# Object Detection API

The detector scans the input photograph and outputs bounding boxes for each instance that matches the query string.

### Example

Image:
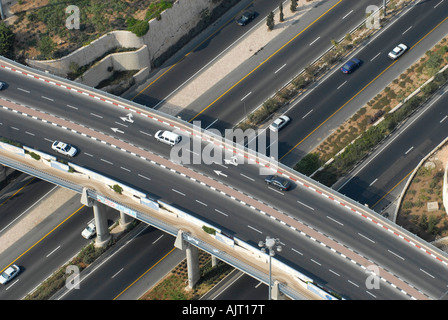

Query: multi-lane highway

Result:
[0,60,446,300]
[1,0,448,300]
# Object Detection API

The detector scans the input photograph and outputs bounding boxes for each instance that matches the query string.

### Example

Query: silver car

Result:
[388,44,407,60]
[0,265,20,284]
[51,141,78,157]
[269,115,290,132]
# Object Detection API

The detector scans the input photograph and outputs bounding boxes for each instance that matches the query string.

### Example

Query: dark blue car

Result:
[341,58,362,74]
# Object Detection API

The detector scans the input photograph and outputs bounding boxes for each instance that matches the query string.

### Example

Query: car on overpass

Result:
[51,141,78,157]
[265,175,291,191]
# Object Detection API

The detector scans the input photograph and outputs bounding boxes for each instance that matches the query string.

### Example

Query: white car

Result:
[388,44,407,60]
[269,115,290,132]
[82,222,96,239]
[0,265,20,284]
[51,141,77,157]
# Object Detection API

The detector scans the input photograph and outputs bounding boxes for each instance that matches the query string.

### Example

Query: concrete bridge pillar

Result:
[119,210,134,229]
[81,188,111,247]
[174,230,200,289]
[271,280,285,300]
[92,201,111,247]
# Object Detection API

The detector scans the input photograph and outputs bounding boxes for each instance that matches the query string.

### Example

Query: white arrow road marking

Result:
[214,170,228,177]
[120,113,134,123]
[111,128,124,134]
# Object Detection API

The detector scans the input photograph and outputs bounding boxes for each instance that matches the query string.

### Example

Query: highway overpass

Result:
[0,56,447,300]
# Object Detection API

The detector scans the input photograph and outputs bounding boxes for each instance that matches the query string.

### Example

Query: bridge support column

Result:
[119,211,134,230]
[211,256,220,267]
[174,230,200,289]
[81,188,110,248]
[92,201,111,247]
[271,281,284,300]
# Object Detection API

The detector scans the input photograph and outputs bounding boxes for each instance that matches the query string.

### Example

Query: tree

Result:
[0,22,14,57]
[266,11,275,30]
[279,2,284,22]
[290,0,298,12]
[38,36,56,59]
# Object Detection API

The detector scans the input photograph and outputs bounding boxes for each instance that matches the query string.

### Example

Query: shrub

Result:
[126,18,149,37]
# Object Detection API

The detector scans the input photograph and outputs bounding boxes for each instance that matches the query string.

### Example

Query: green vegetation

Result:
[266,11,274,31]
[11,0,175,59]
[0,22,14,58]
[112,184,123,194]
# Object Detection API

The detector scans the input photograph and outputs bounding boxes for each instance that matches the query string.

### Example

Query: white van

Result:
[155,130,182,146]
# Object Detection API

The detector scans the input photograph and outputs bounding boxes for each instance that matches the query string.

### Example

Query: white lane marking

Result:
[240,173,255,181]
[329,269,340,277]
[274,64,287,74]
[302,109,313,119]
[10,126,19,130]
[388,249,405,261]
[309,36,320,46]
[402,26,412,35]
[241,92,252,101]
[358,233,375,244]
[120,166,131,172]
[370,52,381,61]
[268,187,284,195]
[25,131,35,136]
[90,113,103,119]
[152,235,164,244]
[18,88,30,93]
[337,81,347,90]
[114,121,128,128]
[248,225,263,234]
[327,216,343,226]
[342,10,353,19]
[205,119,218,130]
[434,0,444,8]
[297,200,314,211]
[440,115,447,123]
[311,259,321,266]
[196,200,208,206]
[348,280,359,287]
[84,153,93,157]
[366,291,377,298]
[100,159,113,165]
[369,178,378,187]
[138,174,151,181]
[420,268,435,279]
[405,146,414,155]
[139,130,152,137]
[46,245,61,258]
[215,209,228,217]
[111,268,124,279]
[172,189,185,196]
[67,104,78,110]
[291,248,303,255]
[5,279,19,290]
[41,96,54,101]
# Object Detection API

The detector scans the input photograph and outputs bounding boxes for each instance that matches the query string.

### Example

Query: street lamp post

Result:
[259,236,282,300]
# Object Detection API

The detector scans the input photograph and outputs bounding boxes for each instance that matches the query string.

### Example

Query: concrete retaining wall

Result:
[26,0,223,79]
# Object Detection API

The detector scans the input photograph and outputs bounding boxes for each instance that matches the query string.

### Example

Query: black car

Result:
[341,58,361,74]
[236,11,255,26]
[265,175,291,191]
